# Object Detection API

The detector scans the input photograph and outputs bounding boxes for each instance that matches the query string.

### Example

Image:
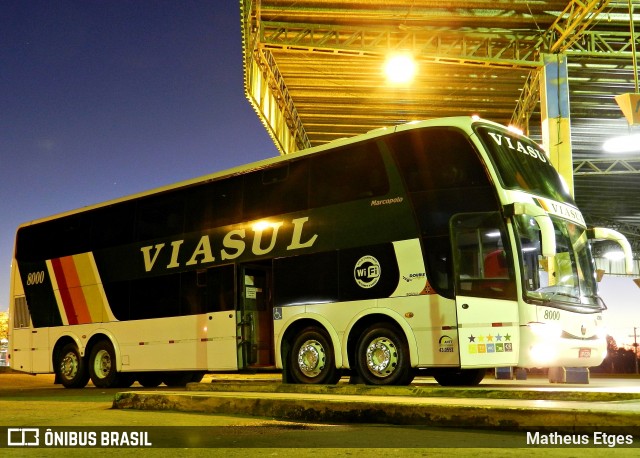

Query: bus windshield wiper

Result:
[547,291,580,302]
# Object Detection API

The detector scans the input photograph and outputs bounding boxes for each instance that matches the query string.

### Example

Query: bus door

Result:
[451,212,519,369]
[238,264,275,368]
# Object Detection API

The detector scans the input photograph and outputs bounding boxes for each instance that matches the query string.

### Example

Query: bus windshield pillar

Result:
[504,203,556,257]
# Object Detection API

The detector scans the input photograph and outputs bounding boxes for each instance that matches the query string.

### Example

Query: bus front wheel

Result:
[289,326,340,384]
[355,323,412,386]
[56,342,90,389]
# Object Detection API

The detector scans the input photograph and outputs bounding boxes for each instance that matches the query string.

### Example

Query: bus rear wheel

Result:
[88,340,121,388]
[433,368,486,386]
[289,326,340,384]
[137,373,163,387]
[355,323,412,386]
[56,342,90,388]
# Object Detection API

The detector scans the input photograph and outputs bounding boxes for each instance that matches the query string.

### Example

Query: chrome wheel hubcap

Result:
[365,337,398,378]
[61,352,79,380]
[297,340,326,378]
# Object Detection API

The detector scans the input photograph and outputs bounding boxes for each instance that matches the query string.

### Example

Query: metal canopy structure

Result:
[240,0,640,256]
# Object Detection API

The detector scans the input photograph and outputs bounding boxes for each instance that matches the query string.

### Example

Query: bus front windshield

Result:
[474,124,574,204]
[514,215,603,310]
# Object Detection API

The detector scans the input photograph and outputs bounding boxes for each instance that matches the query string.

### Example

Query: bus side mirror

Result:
[504,203,556,257]
[588,227,634,275]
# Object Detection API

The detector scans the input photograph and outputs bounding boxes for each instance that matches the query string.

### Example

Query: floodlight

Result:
[385,54,416,84]
[603,133,640,153]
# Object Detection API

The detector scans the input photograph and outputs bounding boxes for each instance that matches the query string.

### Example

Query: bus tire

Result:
[190,371,206,383]
[162,371,195,387]
[56,342,90,389]
[137,373,163,388]
[355,323,411,386]
[114,372,136,388]
[433,368,486,386]
[289,326,340,384]
[88,340,119,388]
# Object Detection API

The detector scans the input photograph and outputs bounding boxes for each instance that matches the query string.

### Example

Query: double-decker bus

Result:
[8,116,632,388]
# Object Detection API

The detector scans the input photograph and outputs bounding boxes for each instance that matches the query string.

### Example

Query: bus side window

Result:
[17,214,91,261]
[206,265,235,312]
[243,160,309,220]
[180,265,236,315]
[90,202,135,249]
[136,194,184,241]
[309,142,389,207]
[452,212,516,300]
[484,249,509,278]
[273,251,339,307]
[423,236,452,293]
[185,177,243,232]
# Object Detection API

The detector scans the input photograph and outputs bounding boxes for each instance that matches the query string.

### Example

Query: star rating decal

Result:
[466,332,514,354]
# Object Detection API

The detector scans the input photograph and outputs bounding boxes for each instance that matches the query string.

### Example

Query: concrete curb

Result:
[187,381,640,402]
[113,389,640,434]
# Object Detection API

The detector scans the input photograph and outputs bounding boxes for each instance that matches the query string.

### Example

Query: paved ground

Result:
[2,369,640,456]
[113,372,640,434]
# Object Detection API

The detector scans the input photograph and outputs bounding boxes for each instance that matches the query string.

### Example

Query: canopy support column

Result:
[540,53,574,197]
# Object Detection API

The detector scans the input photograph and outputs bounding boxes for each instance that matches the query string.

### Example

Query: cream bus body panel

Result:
[11,313,238,374]
[10,327,50,374]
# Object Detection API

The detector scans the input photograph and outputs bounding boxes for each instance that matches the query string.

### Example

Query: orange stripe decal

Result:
[50,258,77,325]
[57,256,92,324]
[72,253,107,322]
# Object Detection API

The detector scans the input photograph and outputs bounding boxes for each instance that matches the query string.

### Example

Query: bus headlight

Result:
[529,342,557,365]
[527,322,561,365]
[527,322,562,339]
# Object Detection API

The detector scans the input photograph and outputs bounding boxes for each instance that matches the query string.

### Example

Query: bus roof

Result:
[17,116,502,229]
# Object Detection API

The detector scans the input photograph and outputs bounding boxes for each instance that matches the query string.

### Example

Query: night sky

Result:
[1,1,277,311]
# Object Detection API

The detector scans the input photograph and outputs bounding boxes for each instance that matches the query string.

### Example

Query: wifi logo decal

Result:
[354,255,381,289]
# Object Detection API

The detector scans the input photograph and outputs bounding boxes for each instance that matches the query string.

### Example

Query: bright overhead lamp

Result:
[603,133,640,153]
[385,54,416,84]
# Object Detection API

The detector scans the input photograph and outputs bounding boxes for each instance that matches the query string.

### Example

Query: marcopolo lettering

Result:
[486,132,548,163]
[140,216,318,273]
[370,196,403,206]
